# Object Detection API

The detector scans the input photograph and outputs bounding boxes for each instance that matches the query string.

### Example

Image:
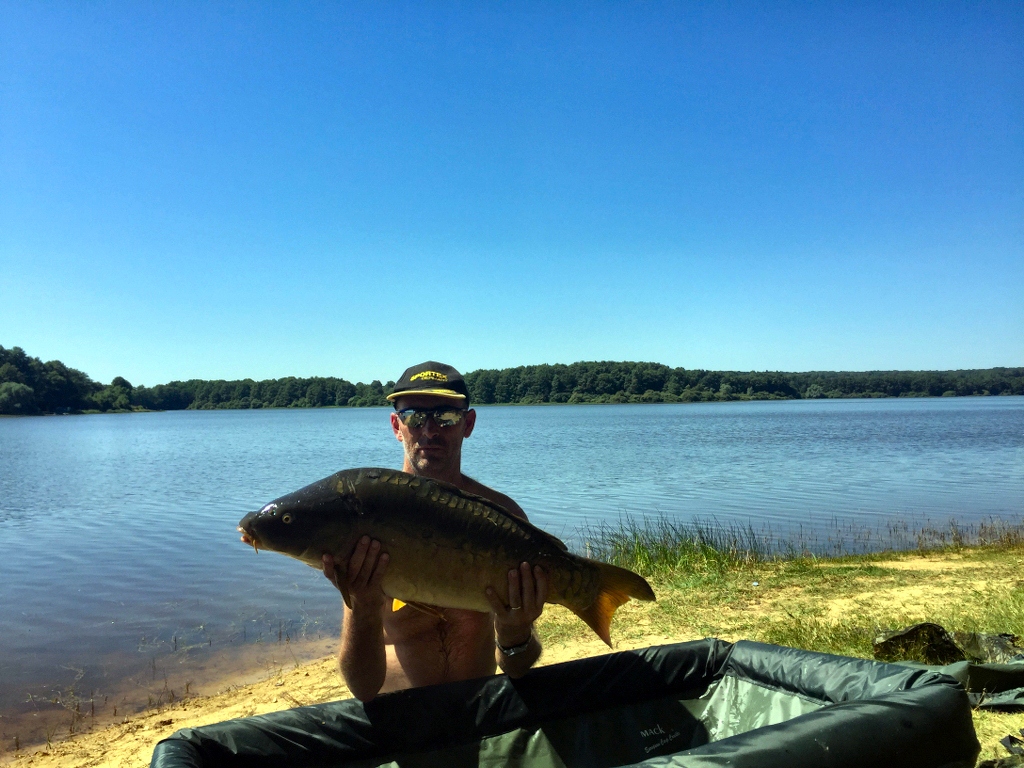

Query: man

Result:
[322,361,548,701]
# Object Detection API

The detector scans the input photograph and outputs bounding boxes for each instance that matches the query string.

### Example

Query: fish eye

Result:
[282,514,293,524]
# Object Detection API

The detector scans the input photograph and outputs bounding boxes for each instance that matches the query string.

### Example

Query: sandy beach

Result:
[2,633,677,768]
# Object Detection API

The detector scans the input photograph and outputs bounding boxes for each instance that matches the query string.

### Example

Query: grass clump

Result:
[756,612,876,659]
[580,518,773,579]
[579,515,1024,580]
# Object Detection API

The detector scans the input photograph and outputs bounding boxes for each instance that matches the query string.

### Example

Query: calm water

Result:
[1,398,1022,736]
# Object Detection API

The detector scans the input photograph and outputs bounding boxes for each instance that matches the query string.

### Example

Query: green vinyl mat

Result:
[151,639,981,768]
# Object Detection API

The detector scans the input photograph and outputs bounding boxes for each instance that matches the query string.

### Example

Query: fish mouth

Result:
[237,528,258,552]
[237,523,261,553]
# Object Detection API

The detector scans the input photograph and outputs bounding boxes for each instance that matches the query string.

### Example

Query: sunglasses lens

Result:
[397,408,464,428]
[405,411,428,428]
[434,409,462,427]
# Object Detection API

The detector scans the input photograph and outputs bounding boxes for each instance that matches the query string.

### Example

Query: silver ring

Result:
[510,606,522,611]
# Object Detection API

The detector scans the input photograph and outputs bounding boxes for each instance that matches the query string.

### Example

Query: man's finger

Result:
[534,565,549,608]
[369,552,389,586]
[356,540,381,584]
[518,562,535,613]
[507,567,522,610]
[348,536,370,580]
[484,586,507,614]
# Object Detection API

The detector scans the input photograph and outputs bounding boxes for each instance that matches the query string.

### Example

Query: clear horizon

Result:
[2,3,1021,387]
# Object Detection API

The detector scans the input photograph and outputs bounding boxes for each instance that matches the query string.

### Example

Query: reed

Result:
[577,515,1024,581]
[580,517,771,576]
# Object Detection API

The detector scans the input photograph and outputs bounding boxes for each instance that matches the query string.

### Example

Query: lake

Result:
[1,397,1022,745]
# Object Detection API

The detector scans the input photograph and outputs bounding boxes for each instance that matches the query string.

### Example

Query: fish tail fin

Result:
[569,561,656,647]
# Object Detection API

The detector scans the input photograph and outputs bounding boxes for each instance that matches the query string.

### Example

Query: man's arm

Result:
[323,537,390,701]
[486,561,548,678]
[466,476,546,677]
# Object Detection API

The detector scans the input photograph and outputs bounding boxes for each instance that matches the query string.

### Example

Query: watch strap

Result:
[496,633,532,657]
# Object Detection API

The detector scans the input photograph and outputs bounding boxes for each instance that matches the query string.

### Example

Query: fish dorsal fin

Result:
[427,475,569,552]
[519,519,569,551]
[549,532,569,551]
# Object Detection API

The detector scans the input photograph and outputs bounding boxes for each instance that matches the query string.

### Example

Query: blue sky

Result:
[1,2,1021,386]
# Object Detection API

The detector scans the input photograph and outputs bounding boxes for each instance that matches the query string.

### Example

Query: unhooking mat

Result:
[150,639,980,768]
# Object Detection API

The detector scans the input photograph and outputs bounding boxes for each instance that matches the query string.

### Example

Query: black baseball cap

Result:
[386,361,470,406]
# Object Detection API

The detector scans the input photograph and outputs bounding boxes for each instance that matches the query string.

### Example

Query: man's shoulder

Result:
[459,475,526,520]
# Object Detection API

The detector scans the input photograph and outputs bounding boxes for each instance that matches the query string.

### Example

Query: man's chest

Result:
[382,604,492,645]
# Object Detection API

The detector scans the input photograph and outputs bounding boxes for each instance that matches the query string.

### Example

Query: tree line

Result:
[0,345,393,414]
[1,345,1021,415]
[464,362,1024,404]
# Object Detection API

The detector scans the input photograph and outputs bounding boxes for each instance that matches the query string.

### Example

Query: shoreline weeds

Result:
[6,545,1024,767]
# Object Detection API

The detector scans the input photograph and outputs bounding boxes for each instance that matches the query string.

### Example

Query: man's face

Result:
[390,394,476,478]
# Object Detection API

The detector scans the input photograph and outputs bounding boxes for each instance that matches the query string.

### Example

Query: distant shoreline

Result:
[5,389,1022,418]
[2,344,1022,416]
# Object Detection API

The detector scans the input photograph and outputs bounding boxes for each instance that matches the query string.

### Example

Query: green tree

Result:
[91,383,132,411]
[0,382,37,414]
[0,362,26,384]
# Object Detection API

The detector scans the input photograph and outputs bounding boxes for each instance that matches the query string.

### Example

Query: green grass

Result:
[578,515,1024,581]
[579,517,773,577]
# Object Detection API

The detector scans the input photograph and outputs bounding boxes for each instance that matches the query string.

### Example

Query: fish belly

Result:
[378,536,512,612]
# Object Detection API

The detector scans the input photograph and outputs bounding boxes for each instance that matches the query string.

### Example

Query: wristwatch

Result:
[496,633,533,657]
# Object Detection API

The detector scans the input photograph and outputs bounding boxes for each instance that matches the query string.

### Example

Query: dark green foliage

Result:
[0,345,97,412]
[0,344,397,414]
[133,376,394,410]
[464,362,1024,405]
[2,343,1021,414]
[89,383,132,411]
[0,381,37,414]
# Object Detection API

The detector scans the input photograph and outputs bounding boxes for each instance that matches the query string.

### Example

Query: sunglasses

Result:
[394,406,467,429]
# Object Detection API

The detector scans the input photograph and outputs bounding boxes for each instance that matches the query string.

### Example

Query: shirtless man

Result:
[322,361,547,702]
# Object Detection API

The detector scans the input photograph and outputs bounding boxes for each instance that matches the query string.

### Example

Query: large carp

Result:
[238,467,655,646]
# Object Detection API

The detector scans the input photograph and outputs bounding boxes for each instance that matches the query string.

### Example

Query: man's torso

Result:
[379,604,495,692]
[375,472,526,692]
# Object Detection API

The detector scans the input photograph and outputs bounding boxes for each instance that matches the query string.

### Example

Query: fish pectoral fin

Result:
[395,600,447,620]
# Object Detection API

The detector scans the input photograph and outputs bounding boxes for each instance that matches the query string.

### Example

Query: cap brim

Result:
[386,388,468,403]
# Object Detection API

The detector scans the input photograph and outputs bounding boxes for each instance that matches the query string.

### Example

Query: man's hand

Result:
[486,562,548,650]
[323,536,390,612]
[326,536,390,702]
